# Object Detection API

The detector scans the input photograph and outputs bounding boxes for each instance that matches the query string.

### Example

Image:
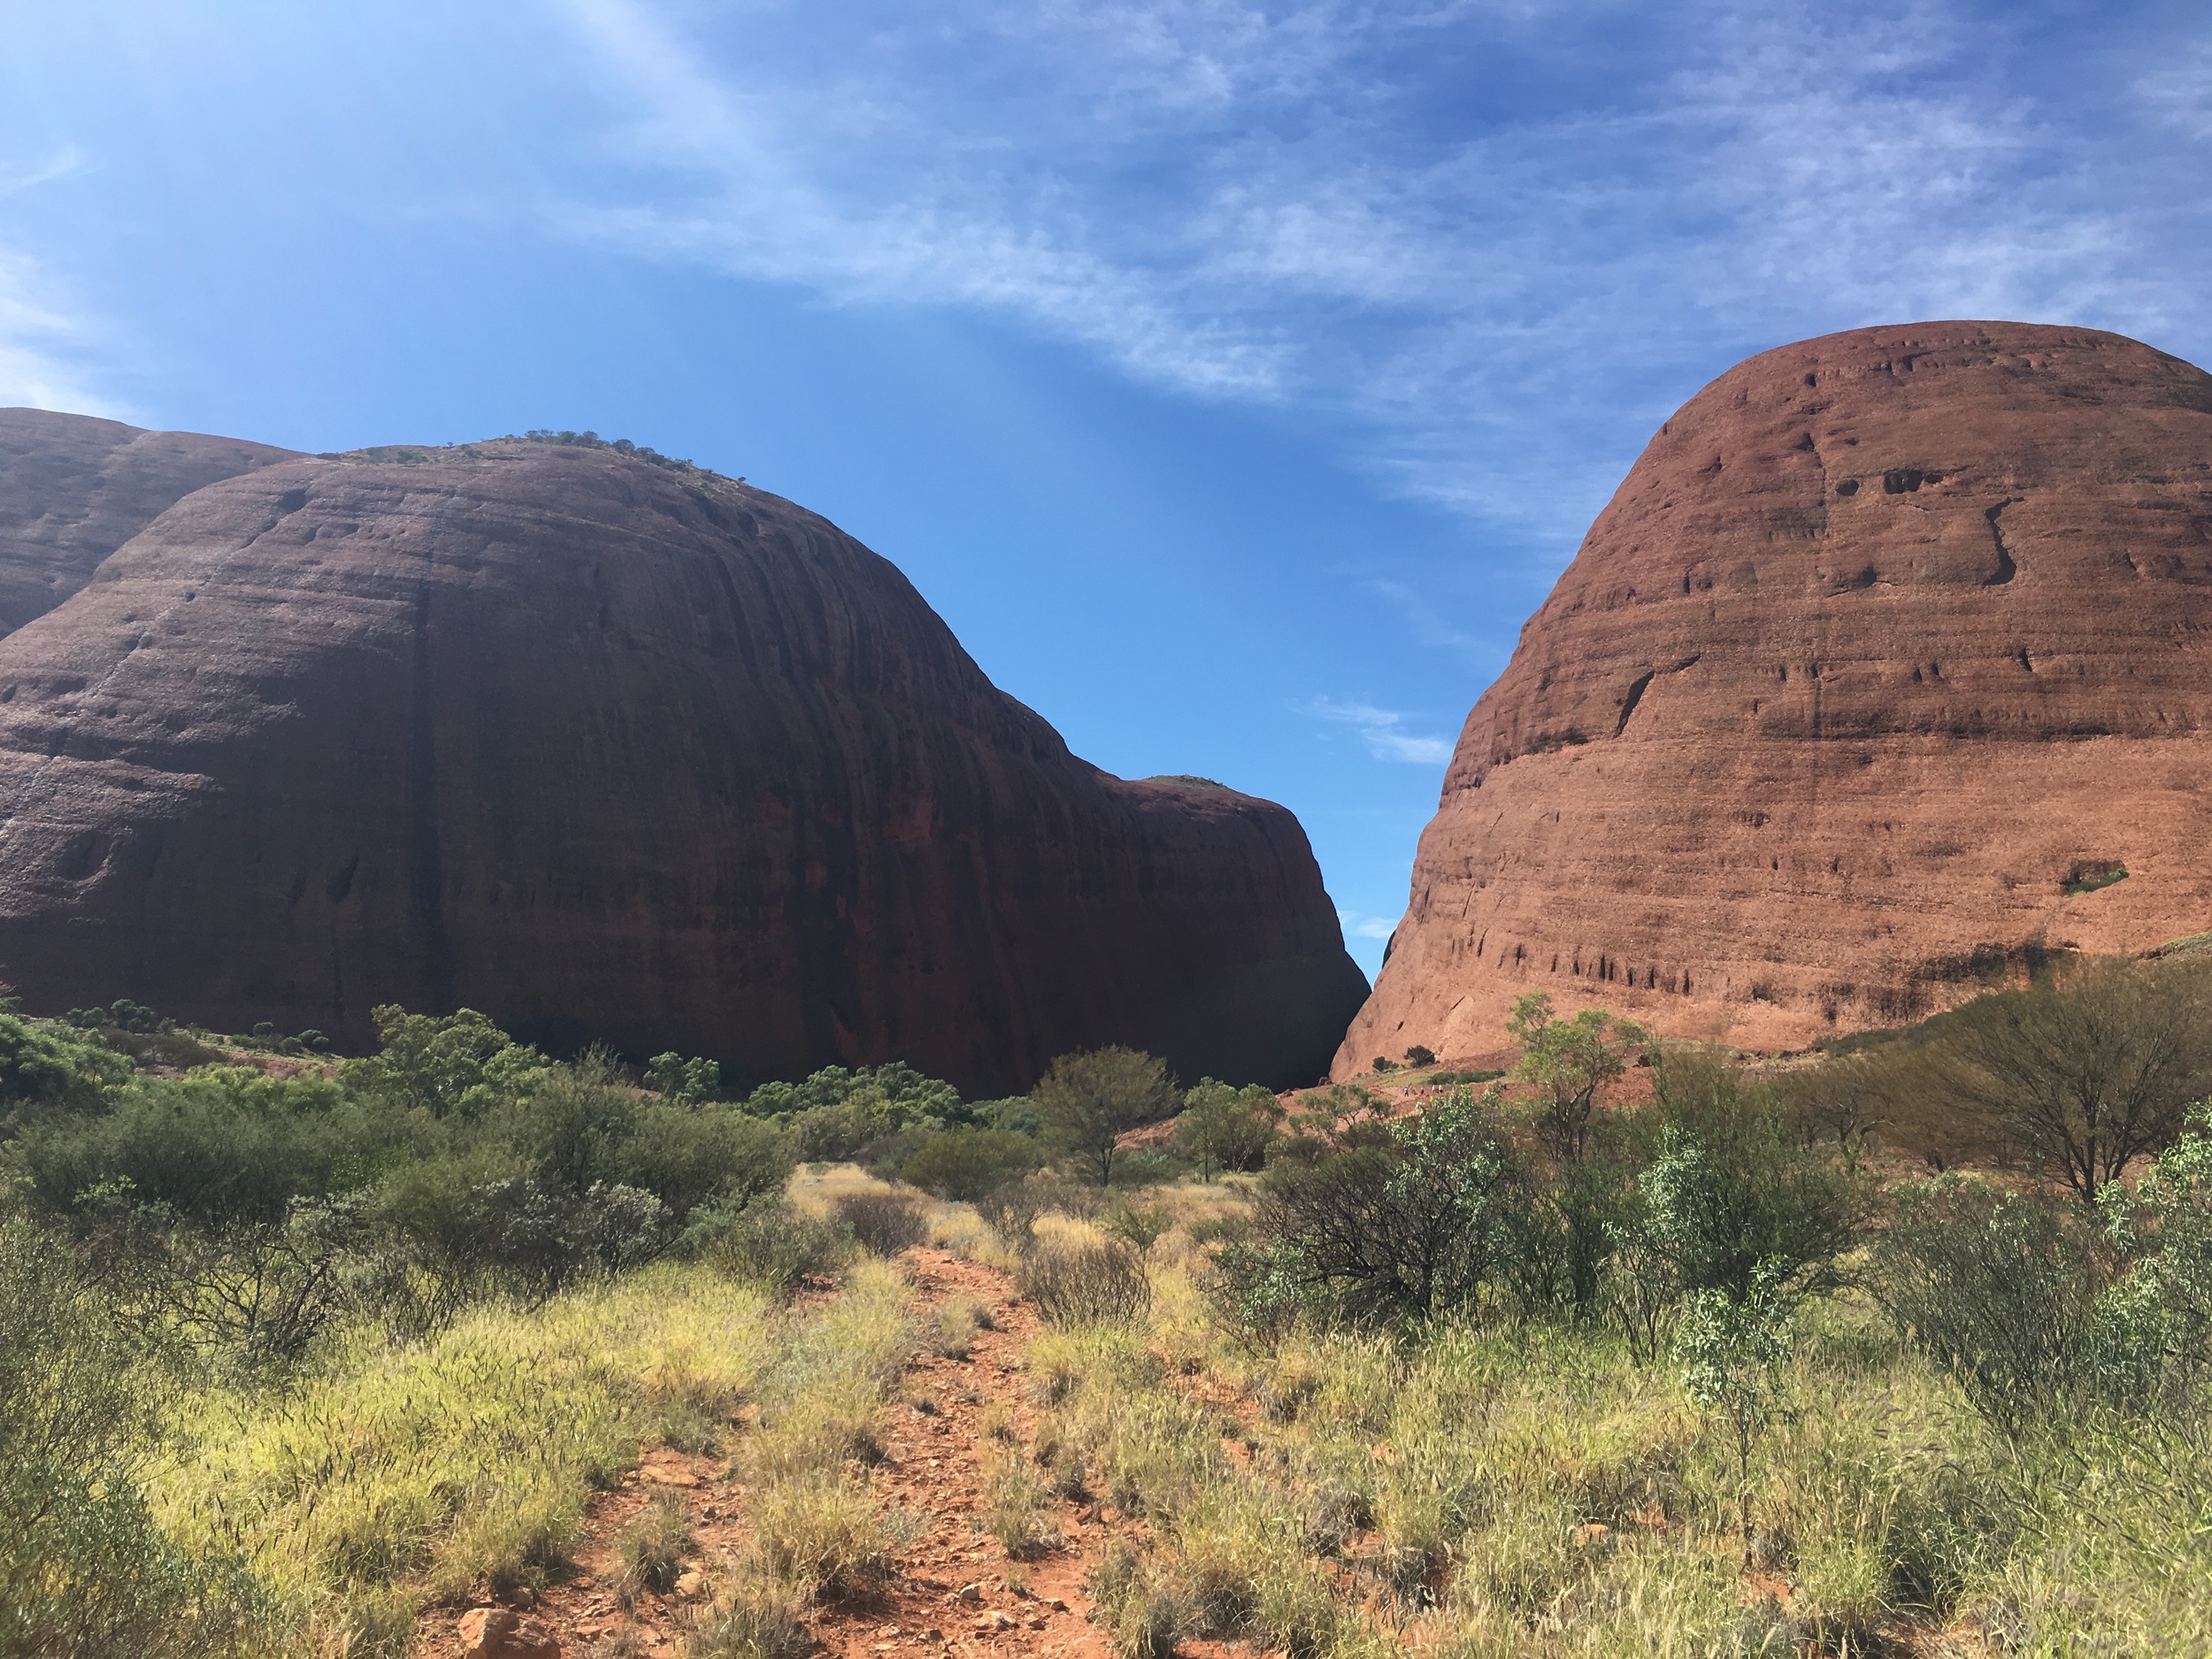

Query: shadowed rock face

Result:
[1338,322,2212,1074]
[0,426,1365,1093]
[0,409,298,636]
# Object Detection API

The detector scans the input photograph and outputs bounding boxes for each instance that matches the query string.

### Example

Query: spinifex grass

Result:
[150,1263,784,1654]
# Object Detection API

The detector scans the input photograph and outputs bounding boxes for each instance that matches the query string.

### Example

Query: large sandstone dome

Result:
[1338,321,2212,1074]
[0,418,1366,1093]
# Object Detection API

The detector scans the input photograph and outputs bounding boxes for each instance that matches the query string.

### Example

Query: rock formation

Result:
[0,409,297,636]
[0,420,1365,1094]
[1338,322,2212,1073]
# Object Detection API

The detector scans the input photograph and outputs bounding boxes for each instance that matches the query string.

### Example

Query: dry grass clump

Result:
[982,1440,1064,1558]
[615,1491,693,1606]
[683,1556,812,1659]
[1018,1238,1150,1329]
[933,1294,992,1358]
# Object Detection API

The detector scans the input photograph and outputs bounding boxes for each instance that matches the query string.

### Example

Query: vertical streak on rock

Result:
[410,578,456,1012]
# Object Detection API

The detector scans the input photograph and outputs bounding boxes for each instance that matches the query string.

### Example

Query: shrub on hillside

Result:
[1173,1079,1279,1180]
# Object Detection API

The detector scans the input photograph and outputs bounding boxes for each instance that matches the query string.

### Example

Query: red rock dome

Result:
[0,424,1365,1093]
[1337,321,2212,1074]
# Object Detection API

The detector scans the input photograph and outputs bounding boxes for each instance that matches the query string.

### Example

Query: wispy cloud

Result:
[0,246,114,416]
[1338,908,1402,941]
[1299,696,1453,765]
[547,0,2212,554]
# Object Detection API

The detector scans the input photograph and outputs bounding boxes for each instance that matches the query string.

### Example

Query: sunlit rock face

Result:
[0,426,1365,1092]
[1337,322,2212,1074]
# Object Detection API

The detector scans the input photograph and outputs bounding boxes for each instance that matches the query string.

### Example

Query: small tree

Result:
[1404,1044,1438,1069]
[1032,1048,1179,1187]
[1173,1079,1279,1180]
[645,1051,720,1103]
[1508,993,1647,1162]
[1925,958,2212,1203]
[1674,1263,1793,1568]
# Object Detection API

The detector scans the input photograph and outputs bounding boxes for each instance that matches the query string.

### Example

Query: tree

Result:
[1674,1264,1793,1567]
[1508,993,1647,1161]
[645,1051,720,1103]
[1926,957,2212,1202]
[1032,1048,1179,1187]
[338,1005,546,1119]
[1173,1079,1279,1180]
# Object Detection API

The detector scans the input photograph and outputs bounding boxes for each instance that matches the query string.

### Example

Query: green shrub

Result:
[1173,1080,1279,1180]
[1219,1089,1527,1332]
[0,1217,267,1657]
[1033,1048,1180,1187]
[686,1196,852,1294]
[1872,1175,2112,1439]
[893,1126,1042,1201]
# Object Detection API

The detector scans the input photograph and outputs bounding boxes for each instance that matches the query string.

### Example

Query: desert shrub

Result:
[0,1011,121,1113]
[895,1126,1041,1202]
[0,1217,267,1658]
[1871,1175,2114,1438]
[833,1190,927,1256]
[503,1050,793,1222]
[16,1064,373,1226]
[1033,1047,1181,1186]
[2099,1107,2212,1404]
[1636,1055,1863,1302]
[933,1295,989,1359]
[1217,1089,1527,1333]
[1021,1238,1152,1327]
[974,1171,1092,1249]
[1102,1197,1172,1251]
[685,1195,852,1294]
[1174,1080,1280,1180]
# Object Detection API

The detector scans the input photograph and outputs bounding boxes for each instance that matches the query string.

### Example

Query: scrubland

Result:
[9,960,2212,1656]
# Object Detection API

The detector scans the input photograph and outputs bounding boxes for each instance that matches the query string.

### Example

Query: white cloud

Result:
[1299,696,1453,764]
[543,0,2212,557]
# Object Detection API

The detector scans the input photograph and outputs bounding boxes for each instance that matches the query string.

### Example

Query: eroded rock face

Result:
[0,409,296,635]
[0,435,1364,1093]
[1338,321,2212,1073]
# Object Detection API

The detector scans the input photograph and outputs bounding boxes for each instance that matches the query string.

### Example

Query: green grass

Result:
[1031,1246,2212,1658]
[149,1263,787,1654]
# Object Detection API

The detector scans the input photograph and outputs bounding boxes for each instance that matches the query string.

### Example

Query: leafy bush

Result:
[832,1191,927,1256]
[887,1125,1041,1201]
[0,1218,267,1657]
[1871,1175,2113,1439]
[686,1195,852,1294]
[1173,1080,1279,1180]
[1020,1239,1152,1327]
[1218,1090,1527,1333]
[1508,992,1647,1162]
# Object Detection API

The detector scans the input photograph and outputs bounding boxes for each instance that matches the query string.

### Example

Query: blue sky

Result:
[1,2,2208,976]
